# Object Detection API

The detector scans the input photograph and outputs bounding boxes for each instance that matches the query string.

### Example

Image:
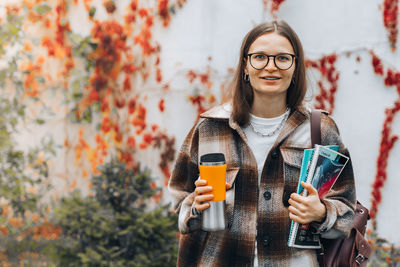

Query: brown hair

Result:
[231,20,307,126]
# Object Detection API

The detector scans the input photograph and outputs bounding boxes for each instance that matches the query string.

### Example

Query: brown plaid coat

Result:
[168,103,356,267]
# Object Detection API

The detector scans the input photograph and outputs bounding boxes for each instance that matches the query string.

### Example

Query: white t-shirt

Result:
[243,109,315,266]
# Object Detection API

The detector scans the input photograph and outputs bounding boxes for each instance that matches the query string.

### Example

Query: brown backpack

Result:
[311,110,372,267]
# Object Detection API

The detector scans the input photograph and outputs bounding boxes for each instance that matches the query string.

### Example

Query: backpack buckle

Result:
[355,254,365,265]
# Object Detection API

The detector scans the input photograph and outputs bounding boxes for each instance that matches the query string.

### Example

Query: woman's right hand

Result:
[194,179,231,212]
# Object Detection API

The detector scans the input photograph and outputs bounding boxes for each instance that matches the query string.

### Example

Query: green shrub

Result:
[51,160,178,267]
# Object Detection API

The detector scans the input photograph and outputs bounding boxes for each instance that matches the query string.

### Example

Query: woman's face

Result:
[244,32,295,100]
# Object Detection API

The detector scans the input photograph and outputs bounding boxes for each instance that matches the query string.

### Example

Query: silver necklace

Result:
[249,108,290,137]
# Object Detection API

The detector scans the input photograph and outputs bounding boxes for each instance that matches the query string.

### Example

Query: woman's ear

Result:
[243,57,249,74]
[243,63,249,75]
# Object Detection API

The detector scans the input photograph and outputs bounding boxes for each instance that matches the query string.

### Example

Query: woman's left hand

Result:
[288,182,326,224]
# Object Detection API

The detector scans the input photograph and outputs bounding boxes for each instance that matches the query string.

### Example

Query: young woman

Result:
[168,20,356,267]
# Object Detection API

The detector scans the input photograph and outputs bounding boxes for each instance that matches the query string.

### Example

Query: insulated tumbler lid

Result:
[200,153,225,165]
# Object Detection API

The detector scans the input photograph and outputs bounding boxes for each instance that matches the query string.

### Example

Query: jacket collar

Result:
[273,106,308,149]
[200,102,232,120]
[200,102,243,141]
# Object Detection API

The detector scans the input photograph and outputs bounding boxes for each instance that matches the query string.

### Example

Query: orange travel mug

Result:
[199,153,227,231]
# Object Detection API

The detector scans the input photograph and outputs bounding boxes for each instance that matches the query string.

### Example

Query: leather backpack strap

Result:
[311,110,322,147]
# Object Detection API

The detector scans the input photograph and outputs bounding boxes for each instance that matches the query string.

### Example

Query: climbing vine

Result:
[263,0,286,18]
[382,0,399,51]
[0,0,188,263]
[306,54,340,114]
[369,51,400,226]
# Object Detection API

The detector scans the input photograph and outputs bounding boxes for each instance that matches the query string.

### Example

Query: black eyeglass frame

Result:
[247,53,296,70]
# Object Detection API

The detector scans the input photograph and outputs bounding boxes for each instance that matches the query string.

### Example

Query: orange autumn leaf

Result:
[156,67,162,82]
[0,226,8,236]
[37,55,45,64]
[146,16,154,27]
[127,136,136,149]
[75,148,83,163]
[1,205,10,217]
[88,89,100,104]
[133,26,154,55]
[115,97,126,108]
[103,0,116,13]
[129,0,138,11]
[9,217,25,228]
[31,213,40,223]
[132,118,146,131]
[79,137,90,149]
[101,98,110,113]
[139,143,148,150]
[92,166,101,175]
[158,98,165,112]
[114,132,123,143]
[199,73,209,84]
[82,168,89,178]
[83,0,93,11]
[24,41,32,51]
[31,222,62,240]
[22,0,35,10]
[209,94,216,103]
[128,98,136,114]
[41,36,55,57]
[54,44,66,58]
[101,117,112,133]
[125,13,136,24]
[24,73,40,97]
[152,191,162,204]
[137,104,147,120]
[123,63,136,74]
[120,152,134,166]
[44,18,52,28]
[138,8,148,18]
[186,70,196,82]
[70,179,77,190]
[86,148,96,163]
[5,4,21,15]
[158,0,170,27]
[95,133,108,156]
[143,133,153,145]
[151,124,159,132]
[123,75,132,91]
[33,234,41,242]
[162,166,171,180]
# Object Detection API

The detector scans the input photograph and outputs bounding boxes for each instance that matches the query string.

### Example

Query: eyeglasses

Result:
[247,53,296,70]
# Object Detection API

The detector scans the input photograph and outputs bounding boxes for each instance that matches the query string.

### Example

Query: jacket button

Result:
[263,191,271,200]
[283,191,290,207]
[262,235,270,247]
[271,150,278,159]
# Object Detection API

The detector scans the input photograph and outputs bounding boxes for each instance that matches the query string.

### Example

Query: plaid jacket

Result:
[168,103,356,267]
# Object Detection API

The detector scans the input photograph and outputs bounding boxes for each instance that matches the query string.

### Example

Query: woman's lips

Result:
[260,76,281,80]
